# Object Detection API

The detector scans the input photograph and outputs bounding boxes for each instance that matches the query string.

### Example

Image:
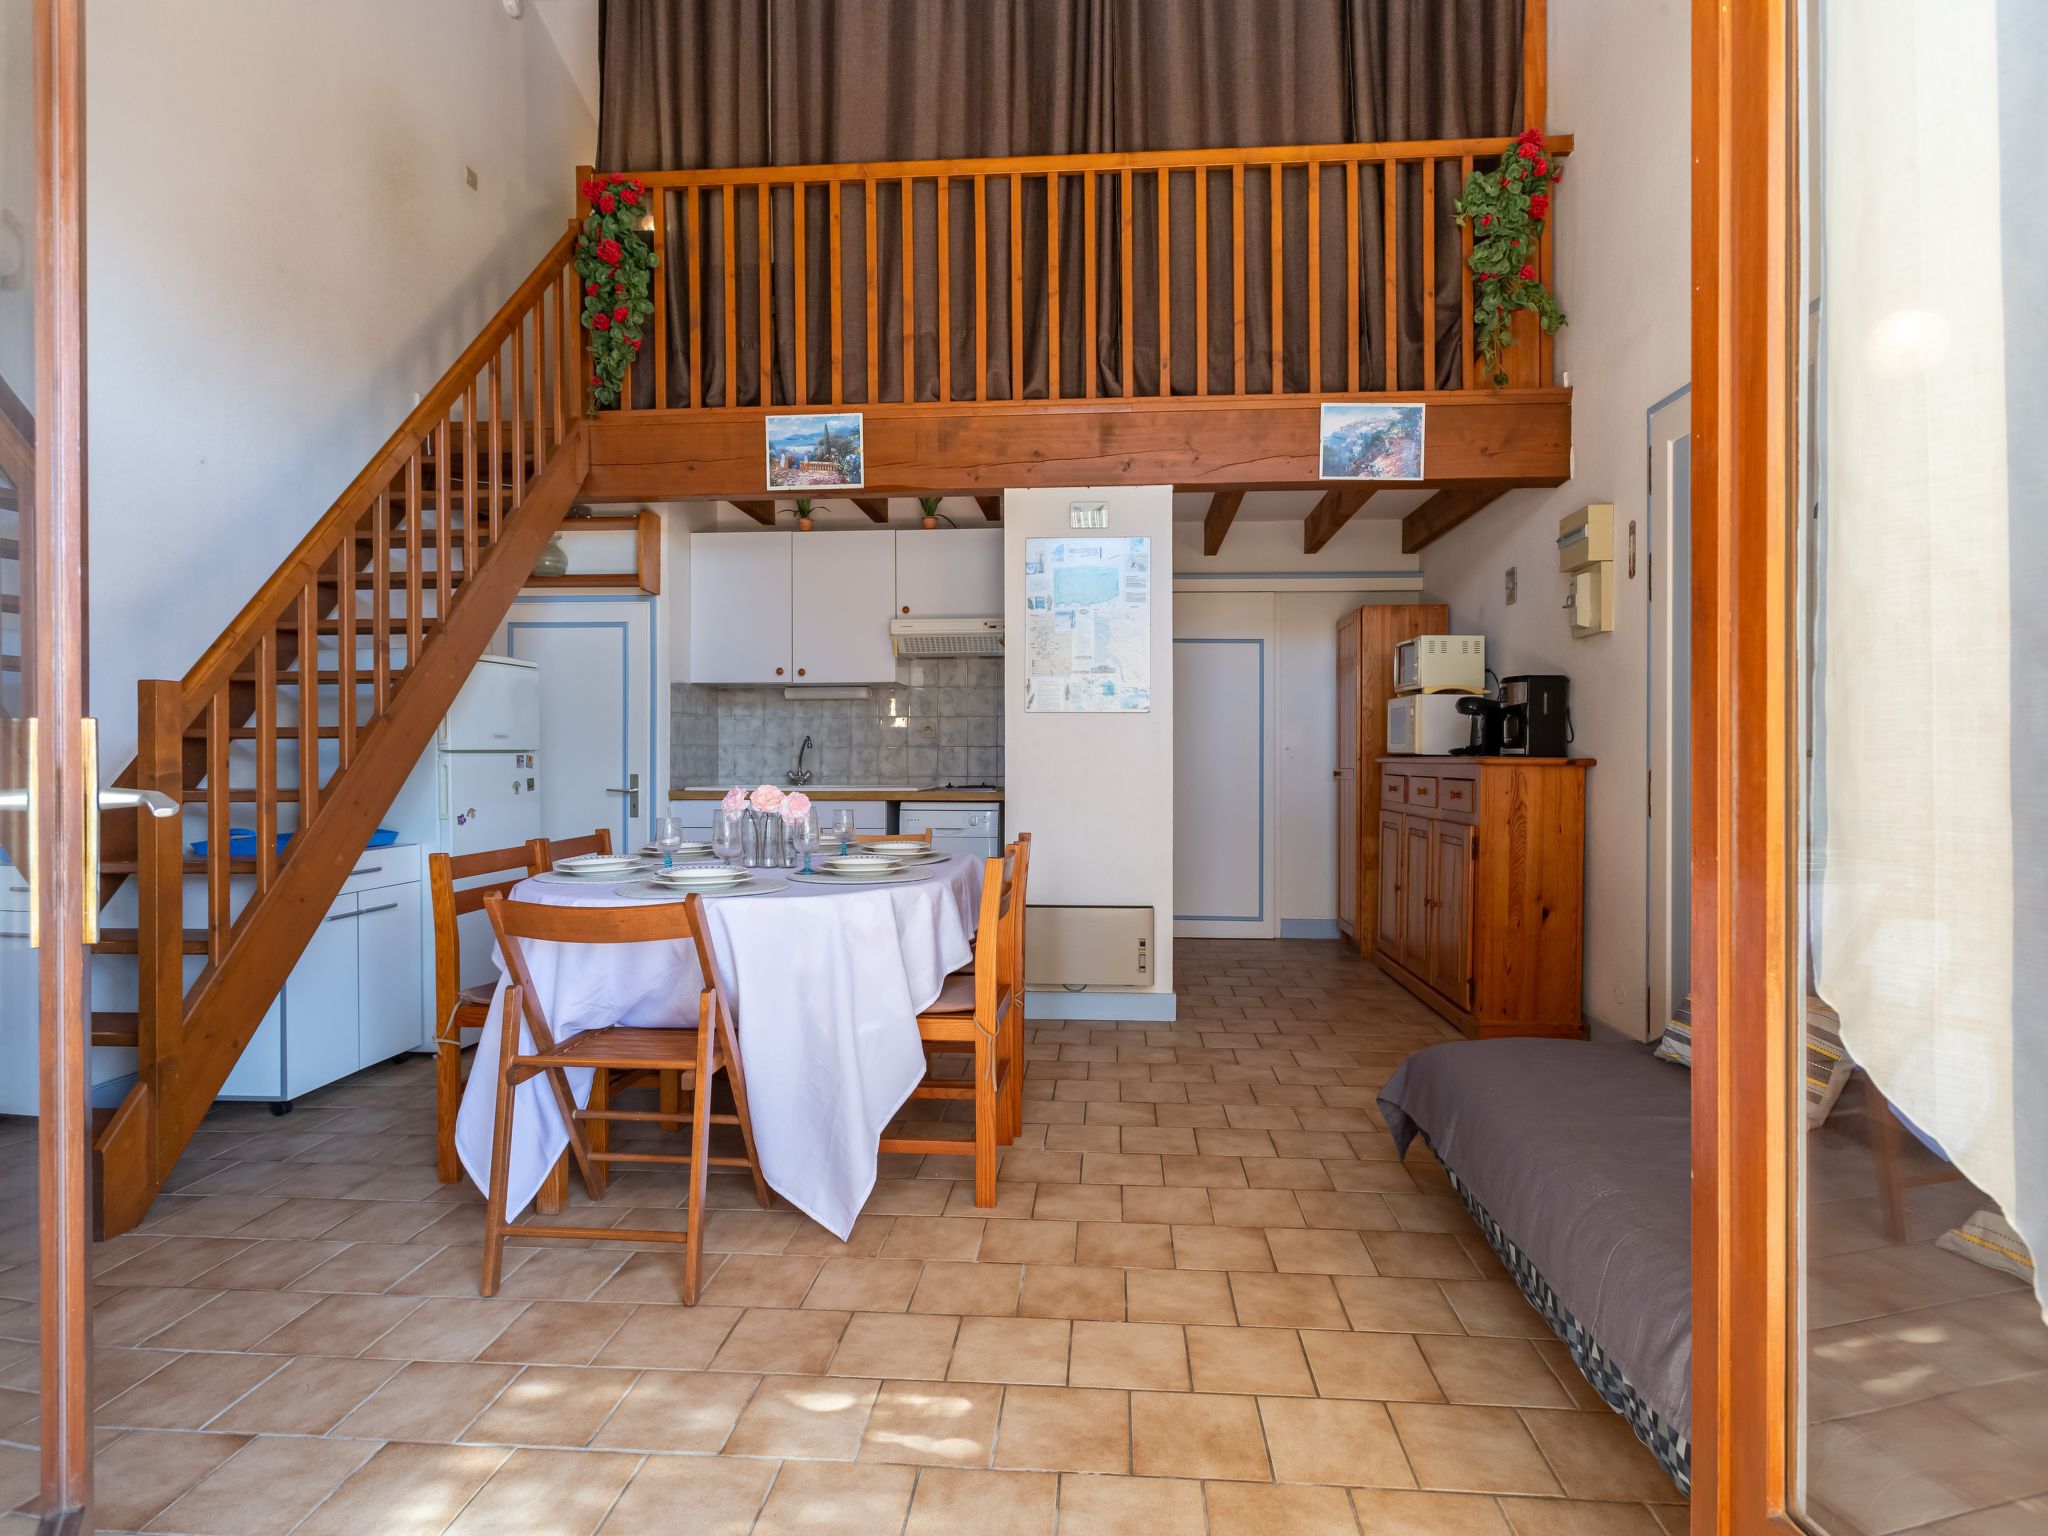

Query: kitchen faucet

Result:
[787,734,815,785]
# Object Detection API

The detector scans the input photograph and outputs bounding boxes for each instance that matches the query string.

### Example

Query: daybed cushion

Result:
[1379,1038,1692,1438]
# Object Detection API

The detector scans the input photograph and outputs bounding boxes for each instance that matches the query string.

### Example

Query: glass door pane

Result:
[1796,3,2048,1530]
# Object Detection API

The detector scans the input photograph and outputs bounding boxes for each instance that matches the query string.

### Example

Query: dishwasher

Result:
[899,802,1002,860]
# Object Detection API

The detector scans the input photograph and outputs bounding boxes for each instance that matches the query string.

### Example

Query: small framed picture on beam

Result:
[1319,402,1425,480]
[766,412,865,490]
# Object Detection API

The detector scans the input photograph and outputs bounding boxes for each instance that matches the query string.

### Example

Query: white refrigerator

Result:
[434,655,543,992]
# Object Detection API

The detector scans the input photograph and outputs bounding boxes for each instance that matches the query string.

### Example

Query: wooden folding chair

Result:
[480,892,769,1304]
[427,841,547,1182]
[879,847,1019,1206]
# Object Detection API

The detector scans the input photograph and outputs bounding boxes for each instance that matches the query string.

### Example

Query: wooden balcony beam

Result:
[1202,490,1246,556]
[851,498,891,524]
[1304,487,1375,554]
[584,392,1571,501]
[1401,487,1508,554]
[975,495,1002,522]
[728,499,777,526]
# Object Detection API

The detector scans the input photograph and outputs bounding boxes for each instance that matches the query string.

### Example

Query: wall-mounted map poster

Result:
[1023,536,1152,712]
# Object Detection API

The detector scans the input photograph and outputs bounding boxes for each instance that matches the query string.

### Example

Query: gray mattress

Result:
[1379,1038,1692,1437]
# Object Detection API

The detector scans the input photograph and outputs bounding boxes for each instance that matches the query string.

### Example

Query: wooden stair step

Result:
[91,1012,140,1047]
[93,928,208,955]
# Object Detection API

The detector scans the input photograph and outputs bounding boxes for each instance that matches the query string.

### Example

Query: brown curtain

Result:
[596,0,1522,406]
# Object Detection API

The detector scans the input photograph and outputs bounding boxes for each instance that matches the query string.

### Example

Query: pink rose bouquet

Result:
[780,790,813,824]
[720,786,747,817]
[749,783,786,816]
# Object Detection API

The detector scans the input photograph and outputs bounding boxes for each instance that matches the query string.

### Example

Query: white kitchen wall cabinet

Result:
[690,531,794,683]
[217,845,426,1107]
[689,530,899,684]
[791,530,897,682]
[894,528,1003,617]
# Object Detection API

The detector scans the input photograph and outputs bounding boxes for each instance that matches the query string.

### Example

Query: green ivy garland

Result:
[1453,129,1566,388]
[575,173,659,410]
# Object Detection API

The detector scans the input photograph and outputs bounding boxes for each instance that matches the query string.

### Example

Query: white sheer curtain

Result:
[1816,0,2044,1317]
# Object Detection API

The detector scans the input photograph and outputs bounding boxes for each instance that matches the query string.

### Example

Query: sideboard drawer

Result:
[1441,777,1475,815]
[1381,773,1407,806]
[1406,775,1439,809]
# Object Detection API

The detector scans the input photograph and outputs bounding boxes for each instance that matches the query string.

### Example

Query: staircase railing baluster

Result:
[255,631,276,890]
[434,415,453,620]
[405,450,423,671]
[205,691,229,959]
[338,511,358,771]
[297,574,320,826]
[373,490,392,715]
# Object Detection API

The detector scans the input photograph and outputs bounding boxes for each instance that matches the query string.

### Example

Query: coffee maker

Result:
[1450,695,1504,756]
[1499,675,1571,757]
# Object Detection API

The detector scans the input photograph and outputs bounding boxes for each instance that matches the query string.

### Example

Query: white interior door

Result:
[1172,592,1278,939]
[502,595,663,853]
[1648,390,1693,1040]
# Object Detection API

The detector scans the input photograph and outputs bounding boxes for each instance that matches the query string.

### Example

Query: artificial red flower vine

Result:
[575,175,658,409]
[1454,129,1566,388]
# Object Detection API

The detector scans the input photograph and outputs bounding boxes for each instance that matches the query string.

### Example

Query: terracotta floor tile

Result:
[93,1430,253,1532]
[289,1241,439,1293]
[1069,1320,1191,1390]
[1419,1335,1575,1408]
[1258,1394,1415,1487]
[723,1372,881,1459]
[1130,1389,1271,1480]
[978,1219,1081,1265]
[1497,1498,1672,1535]
[1126,1267,1238,1325]
[1082,1152,1164,1187]
[478,1298,635,1365]
[829,1311,960,1380]
[1172,1225,1274,1272]
[185,1237,353,1291]
[1334,1276,1467,1335]
[91,1286,222,1347]
[881,1216,987,1261]
[591,1302,740,1369]
[751,1459,917,1534]
[1054,1472,1206,1533]
[799,1255,924,1312]
[1228,1271,1351,1331]
[859,1377,1003,1466]
[709,1307,851,1374]
[98,1351,287,1430]
[1019,1264,1127,1321]
[143,1435,376,1536]
[140,1289,320,1352]
[250,1292,425,1357]
[943,1180,1041,1220]
[1438,1280,1551,1339]
[461,1364,638,1448]
[589,1367,760,1453]
[585,1249,699,1304]
[206,1354,400,1435]
[1365,1231,1484,1281]
[1348,1488,1513,1534]
[992,1385,1131,1473]
[1032,1184,1126,1223]
[695,1252,824,1308]
[595,1453,777,1535]
[1074,1222,1174,1270]
[293,1442,511,1536]
[700,1208,802,1254]
[1203,1480,1362,1535]
[786,1211,896,1256]
[1521,1407,1686,1502]
[331,1360,522,1442]
[1266,1227,1377,1276]
[359,1294,534,1362]
[1118,1186,1213,1226]
[441,1446,640,1536]
[948,1315,1071,1385]
[911,1259,1022,1316]
[1244,1157,1334,1191]
[1302,1328,1444,1402]
[1388,1401,1563,1496]
[905,1467,1058,1535]
[1207,1189,1306,1229]
[1297,1191,1400,1231]
[1186,1324,1315,1396]
[1120,1126,1200,1157]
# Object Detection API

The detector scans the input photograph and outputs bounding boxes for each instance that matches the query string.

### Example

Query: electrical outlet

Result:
[1505,566,1518,605]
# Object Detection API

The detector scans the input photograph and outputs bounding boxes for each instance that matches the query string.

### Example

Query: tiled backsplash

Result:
[671,657,1004,790]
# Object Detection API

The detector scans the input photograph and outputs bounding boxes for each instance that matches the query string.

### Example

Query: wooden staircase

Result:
[90,227,594,1237]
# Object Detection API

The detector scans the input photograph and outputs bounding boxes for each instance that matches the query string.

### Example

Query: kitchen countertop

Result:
[670,786,1005,803]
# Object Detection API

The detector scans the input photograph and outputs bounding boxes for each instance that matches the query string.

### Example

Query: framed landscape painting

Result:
[765,412,865,490]
[1319,402,1425,480]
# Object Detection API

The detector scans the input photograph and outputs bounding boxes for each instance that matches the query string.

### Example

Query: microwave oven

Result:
[1393,634,1486,695]
[1387,694,1472,756]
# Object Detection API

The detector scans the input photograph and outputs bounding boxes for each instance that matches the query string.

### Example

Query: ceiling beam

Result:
[728,499,777,526]
[1202,490,1246,557]
[975,495,1002,521]
[851,498,890,524]
[1401,487,1507,554]
[1303,487,1375,554]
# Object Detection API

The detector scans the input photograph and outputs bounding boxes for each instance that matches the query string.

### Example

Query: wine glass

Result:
[792,807,821,874]
[713,808,746,869]
[830,808,856,856]
[652,815,685,869]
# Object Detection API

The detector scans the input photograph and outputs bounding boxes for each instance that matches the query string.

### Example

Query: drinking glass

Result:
[713,809,746,868]
[792,807,821,874]
[830,808,856,855]
[652,815,686,869]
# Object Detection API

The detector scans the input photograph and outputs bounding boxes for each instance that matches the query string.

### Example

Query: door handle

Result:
[605,773,641,818]
[326,902,398,922]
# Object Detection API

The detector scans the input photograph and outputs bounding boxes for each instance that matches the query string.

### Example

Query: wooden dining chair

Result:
[928,832,1031,1144]
[533,826,614,863]
[479,892,770,1304]
[427,841,548,1182]
[879,846,1019,1206]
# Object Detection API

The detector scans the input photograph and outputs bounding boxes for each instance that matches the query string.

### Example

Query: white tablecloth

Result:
[453,855,983,1239]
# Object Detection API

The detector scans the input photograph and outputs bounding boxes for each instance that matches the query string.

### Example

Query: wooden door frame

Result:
[31,0,96,1530]
[1688,0,1803,1528]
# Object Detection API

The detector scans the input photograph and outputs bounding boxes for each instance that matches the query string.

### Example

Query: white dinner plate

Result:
[553,855,644,876]
[614,875,785,900]
[819,854,896,873]
[863,840,928,856]
[879,849,949,865]
[642,842,713,858]
[652,867,748,887]
[787,867,933,886]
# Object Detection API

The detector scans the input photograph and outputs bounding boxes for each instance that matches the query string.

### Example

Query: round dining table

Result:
[452,852,986,1239]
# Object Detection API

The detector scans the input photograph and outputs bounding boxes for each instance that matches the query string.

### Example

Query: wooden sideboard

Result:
[1374,756,1593,1039]
[1335,603,1447,949]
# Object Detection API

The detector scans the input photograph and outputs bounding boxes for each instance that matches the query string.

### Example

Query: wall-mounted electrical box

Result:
[1027,905,1154,987]
[1557,502,1615,637]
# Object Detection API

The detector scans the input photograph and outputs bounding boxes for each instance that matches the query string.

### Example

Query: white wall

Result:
[1005,487,1175,1013]
[84,1,596,770]
[1418,0,1689,1037]
[0,3,31,403]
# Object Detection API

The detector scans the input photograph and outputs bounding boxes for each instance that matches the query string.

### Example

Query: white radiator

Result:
[1026,905,1154,987]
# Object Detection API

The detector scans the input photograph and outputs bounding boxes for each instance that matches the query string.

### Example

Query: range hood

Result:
[891,617,1004,657]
